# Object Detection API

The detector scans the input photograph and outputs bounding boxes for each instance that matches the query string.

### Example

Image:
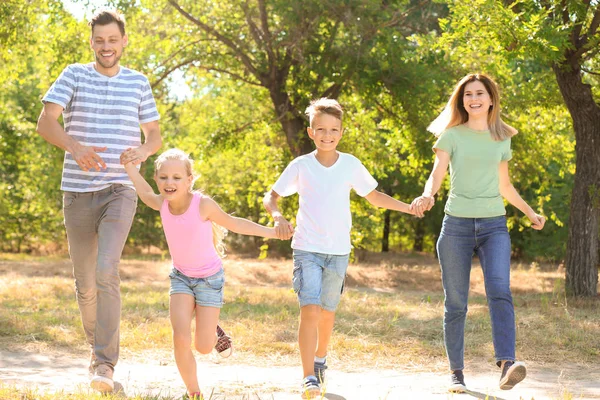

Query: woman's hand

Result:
[528,213,546,230]
[410,195,435,218]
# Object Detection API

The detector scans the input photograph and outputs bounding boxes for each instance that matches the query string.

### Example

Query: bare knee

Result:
[194,336,215,354]
[300,305,322,325]
[172,331,192,351]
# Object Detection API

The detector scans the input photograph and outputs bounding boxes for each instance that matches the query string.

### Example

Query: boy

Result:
[263,98,414,398]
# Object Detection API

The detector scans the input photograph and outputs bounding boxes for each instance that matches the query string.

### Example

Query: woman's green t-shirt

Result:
[433,125,512,218]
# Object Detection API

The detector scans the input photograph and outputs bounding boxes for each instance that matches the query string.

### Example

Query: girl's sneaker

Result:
[215,324,233,358]
[448,369,467,393]
[499,361,526,390]
[314,358,328,384]
[301,375,321,399]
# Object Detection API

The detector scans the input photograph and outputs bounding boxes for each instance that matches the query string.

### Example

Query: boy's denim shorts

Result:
[169,267,225,308]
[292,249,350,312]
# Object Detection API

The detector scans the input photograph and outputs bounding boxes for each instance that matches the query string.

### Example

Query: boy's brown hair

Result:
[89,10,126,37]
[305,98,343,127]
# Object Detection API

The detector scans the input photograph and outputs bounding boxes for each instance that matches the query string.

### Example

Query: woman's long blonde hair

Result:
[427,73,517,141]
[154,149,227,257]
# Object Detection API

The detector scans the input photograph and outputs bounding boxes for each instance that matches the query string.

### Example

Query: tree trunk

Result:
[269,89,313,156]
[553,64,600,297]
[413,219,425,252]
[382,209,390,252]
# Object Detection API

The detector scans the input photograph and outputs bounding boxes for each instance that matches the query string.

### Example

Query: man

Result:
[36,10,161,393]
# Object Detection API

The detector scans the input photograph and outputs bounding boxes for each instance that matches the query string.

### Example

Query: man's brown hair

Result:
[89,10,126,37]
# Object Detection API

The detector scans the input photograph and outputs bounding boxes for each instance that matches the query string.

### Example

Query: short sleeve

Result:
[139,78,160,123]
[433,130,454,156]
[351,159,378,197]
[42,65,76,109]
[501,138,512,161]
[271,160,300,197]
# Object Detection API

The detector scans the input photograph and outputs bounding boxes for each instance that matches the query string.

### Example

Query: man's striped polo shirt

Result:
[42,62,160,192]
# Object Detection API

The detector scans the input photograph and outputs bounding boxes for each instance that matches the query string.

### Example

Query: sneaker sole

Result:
[448,383,467,393]
[301,387,322,399]
[90,376,114,393]
[500,364,527,390]
[217,347,233,358]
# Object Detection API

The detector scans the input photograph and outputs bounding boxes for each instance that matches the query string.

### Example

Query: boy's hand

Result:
[274,215,294,240]
[527,213,546,230]
[410,195,434,218]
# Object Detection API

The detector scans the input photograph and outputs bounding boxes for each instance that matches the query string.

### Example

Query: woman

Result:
[411,73,545,393]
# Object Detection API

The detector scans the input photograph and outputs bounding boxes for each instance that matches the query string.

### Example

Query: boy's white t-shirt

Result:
[272,151,378,255]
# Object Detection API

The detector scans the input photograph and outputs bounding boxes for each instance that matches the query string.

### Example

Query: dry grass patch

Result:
[1,252,599,373]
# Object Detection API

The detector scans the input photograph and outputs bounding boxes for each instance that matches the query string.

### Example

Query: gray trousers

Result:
[63,184,137,369]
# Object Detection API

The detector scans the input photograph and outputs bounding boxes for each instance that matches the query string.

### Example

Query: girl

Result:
[410,74,545,393]
[121,148,280,399]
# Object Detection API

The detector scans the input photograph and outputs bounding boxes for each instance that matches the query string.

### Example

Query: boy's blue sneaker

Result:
[314,358,328,384]
[301,375,321,399]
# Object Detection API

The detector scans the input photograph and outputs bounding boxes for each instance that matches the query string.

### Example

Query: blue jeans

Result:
[292,250,349,312]
[437,215,515,371]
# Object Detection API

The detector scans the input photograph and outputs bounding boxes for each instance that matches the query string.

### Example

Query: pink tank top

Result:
[160,192,223,278]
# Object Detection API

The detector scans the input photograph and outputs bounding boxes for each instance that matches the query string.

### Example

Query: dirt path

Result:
[1,349,599,399]
[2,255,599,399]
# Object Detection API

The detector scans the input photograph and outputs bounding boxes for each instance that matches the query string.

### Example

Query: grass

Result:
[0,252,598,399]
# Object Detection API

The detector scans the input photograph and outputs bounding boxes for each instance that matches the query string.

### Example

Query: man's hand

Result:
[71,143,107,171]
[274,215,294,240]
[120,147,150,166]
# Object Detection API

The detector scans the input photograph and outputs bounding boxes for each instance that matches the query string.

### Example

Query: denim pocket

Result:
[205,270,225,290]
[112,184,137,204]
[63,192,77,209]
[292,262,303,294]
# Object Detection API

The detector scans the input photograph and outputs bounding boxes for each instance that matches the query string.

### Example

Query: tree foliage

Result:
[0,0,591,292]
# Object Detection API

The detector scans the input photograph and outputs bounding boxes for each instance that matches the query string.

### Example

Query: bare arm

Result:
[201,197,277,238]
[364,190,415,215]
[499,161,545,230]
[120,120,162,165]
[410,149,450,217]
[262,189,294,240]
[123,162,163,210]
[36,102,107,171]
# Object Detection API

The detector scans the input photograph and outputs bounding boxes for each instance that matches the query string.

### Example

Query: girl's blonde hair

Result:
[155,149,227,257]
[427,73,517,141]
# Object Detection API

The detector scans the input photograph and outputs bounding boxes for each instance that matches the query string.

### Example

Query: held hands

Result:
[273,215,294,240]
[122,160,136,172]
[528,213,546,230]
[120,147,150,166]
[410,195,435,218]
[72,142,107,172]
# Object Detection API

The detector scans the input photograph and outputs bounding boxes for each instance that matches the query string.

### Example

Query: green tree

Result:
[0,0,89,252]
[127,0,446,156]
